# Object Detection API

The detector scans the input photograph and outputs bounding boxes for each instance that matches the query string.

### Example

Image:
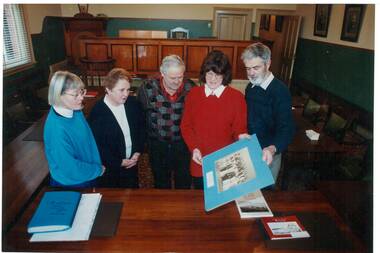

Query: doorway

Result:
[259,14,302,86]
[213,8,252,40]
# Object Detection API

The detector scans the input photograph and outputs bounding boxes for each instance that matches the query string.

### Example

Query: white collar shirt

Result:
[205,84,226,98]
[104,95,132,159]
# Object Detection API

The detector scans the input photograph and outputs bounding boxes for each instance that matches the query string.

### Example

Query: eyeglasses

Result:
[64,88,87,99]
[206,72,223,80]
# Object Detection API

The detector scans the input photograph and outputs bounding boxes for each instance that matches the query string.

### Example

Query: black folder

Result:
[90,202,123,237]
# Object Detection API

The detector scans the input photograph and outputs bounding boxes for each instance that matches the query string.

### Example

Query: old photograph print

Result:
[215,147,256,192]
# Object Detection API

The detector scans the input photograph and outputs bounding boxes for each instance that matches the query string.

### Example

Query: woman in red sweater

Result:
[180,50,248,189]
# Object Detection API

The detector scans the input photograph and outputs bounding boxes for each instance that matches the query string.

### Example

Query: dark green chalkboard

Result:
[293,38,374,112]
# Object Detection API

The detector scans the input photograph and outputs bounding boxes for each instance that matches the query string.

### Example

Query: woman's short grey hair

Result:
[241,42,271,64]
[160,55,185,74]
[48,71,84,106]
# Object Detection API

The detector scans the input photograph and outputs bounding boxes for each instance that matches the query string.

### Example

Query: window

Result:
[3,4,34,72]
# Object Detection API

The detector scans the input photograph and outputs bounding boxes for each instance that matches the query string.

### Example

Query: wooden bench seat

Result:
[3,119,49,232]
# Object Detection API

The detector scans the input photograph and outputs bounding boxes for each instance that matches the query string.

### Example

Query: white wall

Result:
[23,4,62,34]
[60,4,296,22]
[23,3,373,50]
[295,4,374,50]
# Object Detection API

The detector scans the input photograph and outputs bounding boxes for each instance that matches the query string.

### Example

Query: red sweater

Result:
[180,86,247,177]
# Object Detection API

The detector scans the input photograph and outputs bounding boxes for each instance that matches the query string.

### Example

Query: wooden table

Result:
[286,108,345,160]
[317,180,372,248]
[3,189,365,253]
[291,95,307,108]
[279,108,346,189]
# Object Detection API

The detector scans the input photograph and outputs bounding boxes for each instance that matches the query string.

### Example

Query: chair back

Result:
[302,98,320,117]
[80,57,115,87]
[323,110,350,142]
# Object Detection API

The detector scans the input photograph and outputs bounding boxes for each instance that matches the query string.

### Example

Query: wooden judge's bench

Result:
[77,37,263,79]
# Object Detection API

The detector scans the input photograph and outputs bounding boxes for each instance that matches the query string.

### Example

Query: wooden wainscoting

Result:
[78,37,262,78]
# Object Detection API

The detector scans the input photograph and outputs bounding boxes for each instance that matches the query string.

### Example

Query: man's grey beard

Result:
[248,76,264,86]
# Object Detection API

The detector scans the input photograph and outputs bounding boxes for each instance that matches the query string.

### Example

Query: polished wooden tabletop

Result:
[3,188,365,253]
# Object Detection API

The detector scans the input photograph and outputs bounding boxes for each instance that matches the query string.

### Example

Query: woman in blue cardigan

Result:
[44,71,105,187]
[88,68,145,188]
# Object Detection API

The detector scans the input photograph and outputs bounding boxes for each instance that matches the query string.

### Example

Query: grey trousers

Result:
[269,153,282,182]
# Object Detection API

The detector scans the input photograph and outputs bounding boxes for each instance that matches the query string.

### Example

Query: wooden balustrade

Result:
[79,37,263,79]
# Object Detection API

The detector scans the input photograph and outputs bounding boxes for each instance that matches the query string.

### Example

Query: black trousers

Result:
[97,166,139,188]
[148,138,191,189]
[192,176,204,190]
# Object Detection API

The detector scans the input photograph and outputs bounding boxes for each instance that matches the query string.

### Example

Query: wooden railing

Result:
[78,37,263,79]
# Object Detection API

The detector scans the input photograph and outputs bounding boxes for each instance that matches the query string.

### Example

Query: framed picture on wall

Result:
[340,4,365,42]
[313,4,332,37]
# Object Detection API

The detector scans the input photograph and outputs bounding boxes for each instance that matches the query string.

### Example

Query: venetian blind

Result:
[3,4,33,71]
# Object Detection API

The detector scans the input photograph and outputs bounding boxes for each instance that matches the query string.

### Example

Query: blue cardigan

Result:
[43,108,103,186]
[245,78,295,153]
[87,96,145,172]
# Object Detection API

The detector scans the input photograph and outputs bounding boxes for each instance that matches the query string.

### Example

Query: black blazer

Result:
[88,96,145,171]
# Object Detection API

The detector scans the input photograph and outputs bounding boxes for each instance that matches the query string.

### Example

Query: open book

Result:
[29,192,102,242]
[235,190,273,218]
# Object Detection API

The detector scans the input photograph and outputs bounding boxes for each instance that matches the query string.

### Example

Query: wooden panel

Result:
[111,44,134,71]
[79,38,262,78]
[63,17,107,65]
[212,46,234,65]
[186,46,209,75]
[136,45,159,71]
[151,31,168,38]
[161,45,184,60]
[235,46,247,79]
[85,43,108,60]
[119,29,167,39]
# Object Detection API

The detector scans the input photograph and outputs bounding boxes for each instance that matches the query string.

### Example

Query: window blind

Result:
[3,4,32,71]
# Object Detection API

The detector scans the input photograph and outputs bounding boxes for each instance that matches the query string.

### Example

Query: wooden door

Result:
[279,16,302,86]
[217,14,246,40]
[213,8,252,41]
[259,15,301,87]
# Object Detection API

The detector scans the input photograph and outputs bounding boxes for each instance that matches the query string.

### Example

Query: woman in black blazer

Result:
[88,68,145,188]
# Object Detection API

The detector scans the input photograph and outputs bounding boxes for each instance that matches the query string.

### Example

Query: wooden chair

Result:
[336,121,373,179]
[80,57,115,87]
[302,98,329,127]
[322,104,358,143]
[323,111,350,143]
[170,27,189,39]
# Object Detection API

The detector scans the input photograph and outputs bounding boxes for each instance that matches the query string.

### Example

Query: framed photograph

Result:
[340,4,365,42]
[314,4,332,37]
[275,16,284,33]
